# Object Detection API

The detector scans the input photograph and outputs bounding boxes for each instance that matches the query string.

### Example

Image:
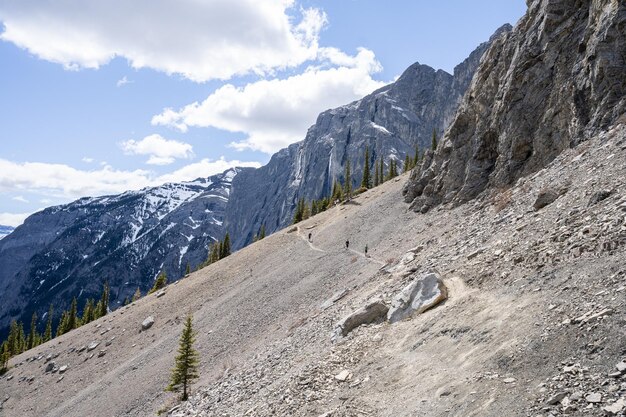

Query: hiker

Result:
[308,232,312,241]
[365,244,368,256]
[345,240,349,249]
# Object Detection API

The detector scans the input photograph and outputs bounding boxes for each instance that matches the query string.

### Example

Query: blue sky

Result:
[0,1,526,226]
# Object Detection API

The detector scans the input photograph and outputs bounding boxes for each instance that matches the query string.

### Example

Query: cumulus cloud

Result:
[0,157,261,200]
[120,134,193,165]
[152,48,387,153]
[0,212,31,227]
[82,157,94,163]
[0,0,327,82]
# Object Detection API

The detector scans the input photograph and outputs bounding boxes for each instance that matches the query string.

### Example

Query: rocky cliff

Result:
[0,225,13,240]
[0,169,239,335]
[404,0,626,212]
[224,26,510,248]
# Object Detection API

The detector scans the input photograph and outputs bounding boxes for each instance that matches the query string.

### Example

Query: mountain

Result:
[0,26,511,336]
[0,169,239,335]
[224,25,511,249]
[0,225,14,240]
[404,0,626,212]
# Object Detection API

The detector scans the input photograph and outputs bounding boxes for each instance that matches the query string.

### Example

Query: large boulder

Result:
[387,272,447,323]
[332,299,389,340]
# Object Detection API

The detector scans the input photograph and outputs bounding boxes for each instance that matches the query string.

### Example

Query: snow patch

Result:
[370,122,391,135]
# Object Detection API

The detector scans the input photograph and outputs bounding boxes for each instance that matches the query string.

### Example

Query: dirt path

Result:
[348,247,386,266]
[296,226,326,253]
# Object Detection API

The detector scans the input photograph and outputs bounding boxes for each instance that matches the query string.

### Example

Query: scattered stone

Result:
[156,290,166,298]
[502,377,516,384]
[603,398,626,414]
[59,365,68,373]
[87,342,99,352]
[98,350,106,358]
[533,188,560,210]
[44,362,55,373]
[334,370,351,382]
[387,272,447,323]
[546,392,568,405]
[588,190,612,206]
[585,392,602,403]
[320,289,349,310]
[57,375,64,383]
[616,361,626,373]
[332,299,388,340]
[141,316,155,331]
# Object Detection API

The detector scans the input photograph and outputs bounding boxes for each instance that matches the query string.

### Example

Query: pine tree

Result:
[99,282,110,318]
[185,263,191,276]
[56,312,68,337]
[7,320,18,355]
[82,299,94,324]
[67,297,78,331]
[150,271,168,294]
[44,304,53,342]
[221,233,231,258]
[1,341,9,373]
[27,312,38,350]
[259,224,266,240]
[379,158,385,183]
[413,144,420,167]
[360,146,371,189]
[167,314,200,401]
[16,321,25,353]
[404,154,411,173]
[210,242,220,263]
[344,159,352,200]
[132,287,142,302]
[293,198,305,224]
[374,159,380,186]
[331,180,343,202]
[431,128,438,151]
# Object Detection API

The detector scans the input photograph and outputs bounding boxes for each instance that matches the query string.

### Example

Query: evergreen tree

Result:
[210,242,220,263]
[331,180,343,202]
[431,128,438,151]
[167,315,200,401]
[27,312,38,349]
[413,144,420,167]
[44,304,53,342]
[16,321,25,353]
[7,320,18,355]
[67,297,78,331]
[99,282,110,318]
[82,299,94,324]
[379,158,385,183]
[404,154,411,173]
[132,287,142,302]
[293,198,305,224]
[259,224,266,240]
[56,312,68,337]
[185,263,191,276]
[344,160,352,200]
[150,271,168,294]
[360,146,371,189]
[374,159,380,186]
[1,341,9,373]
[221,233,231,258]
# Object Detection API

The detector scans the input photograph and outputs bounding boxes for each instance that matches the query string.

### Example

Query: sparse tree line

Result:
[291,135,438,225]
[1,282,111,373]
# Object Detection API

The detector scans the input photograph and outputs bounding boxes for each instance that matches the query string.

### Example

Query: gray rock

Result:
[44,362,55,373]
[141,316,155,330]
[546,392,568,405]
[97,350,106,358]
[586,392,602,403]
[588,190,612,206]
[533,189,560,210]
[617,361,626,373]
[333,299,389,339]
[87,342,99,352]
[387,272,448,323]
[603,398,626,415]
[58,365,68,373]
[405,0,626,212]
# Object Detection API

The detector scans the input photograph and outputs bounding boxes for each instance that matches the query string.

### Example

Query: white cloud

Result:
[12,195,28,203]
[0,157,260,200]
[0,0,327,82]
[116,76,132,87]
[82,157,94,163]
[40,199,52,204]
[120,134,193,165]
[152,48,387,153]
[0,212,31,227]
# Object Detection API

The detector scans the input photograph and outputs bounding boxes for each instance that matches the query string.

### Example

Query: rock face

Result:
[0,169,239,337]
[387,272,447,323]
[404,0,626,212]
[223,26,510,249]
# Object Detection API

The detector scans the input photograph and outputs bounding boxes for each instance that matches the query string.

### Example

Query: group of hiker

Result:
[307,232,368,256]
